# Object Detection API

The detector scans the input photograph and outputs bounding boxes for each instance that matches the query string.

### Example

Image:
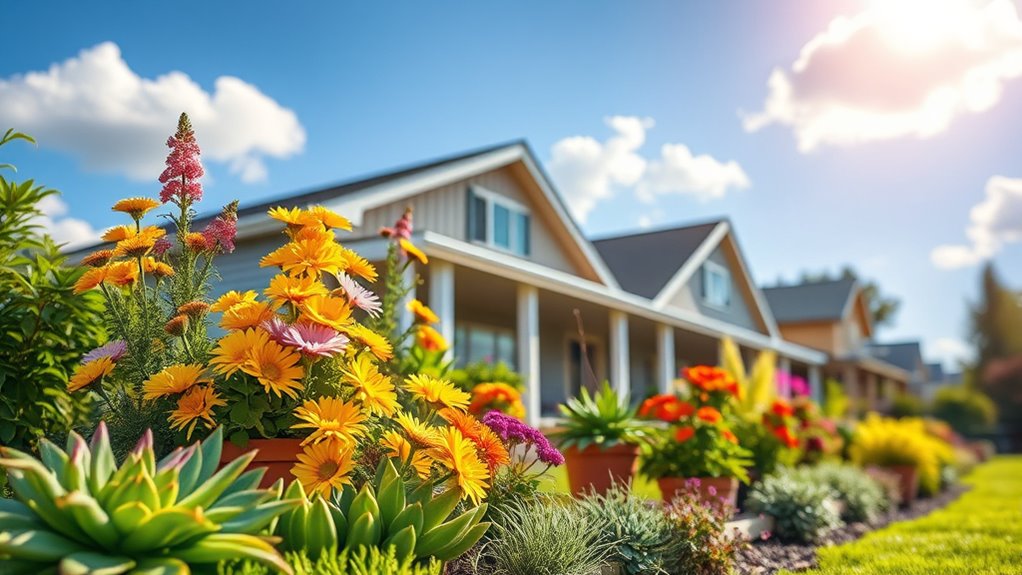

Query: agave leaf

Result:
[220,467,266,499]
[110,501,152,536]
[173,533,292,573]
[36,440,69,485]
[120,507,219,553]
[197,427,224,484]
[0,529,88,561]
[58,491,120,549]
[176,443,203,496]
[89,423,117,493]
[176,450,256,510]
[59,552,135,575]
[133,557,191,575]
[220,499,299,534]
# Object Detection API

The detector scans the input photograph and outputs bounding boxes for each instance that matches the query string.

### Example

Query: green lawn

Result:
[783,456,1022,575]
[536,465,663,499]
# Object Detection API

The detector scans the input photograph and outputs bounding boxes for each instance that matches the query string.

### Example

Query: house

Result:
[868,341,930,399]
[75,141,827,426]
[920,362,961,403]
[762,278,911,413]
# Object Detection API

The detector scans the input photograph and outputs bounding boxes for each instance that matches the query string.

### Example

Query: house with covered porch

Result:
[145,141,830,426]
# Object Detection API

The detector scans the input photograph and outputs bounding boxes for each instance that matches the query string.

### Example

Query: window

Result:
[702,261,731,308]
[454,322,516,368]
[466,187,531,256]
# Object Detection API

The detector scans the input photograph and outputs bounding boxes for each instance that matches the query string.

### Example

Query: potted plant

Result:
[638,366,752,508]
[552,381,654,496]
[850,415,938,505]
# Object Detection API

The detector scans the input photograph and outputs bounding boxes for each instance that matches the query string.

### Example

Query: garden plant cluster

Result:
[0,116,996,575]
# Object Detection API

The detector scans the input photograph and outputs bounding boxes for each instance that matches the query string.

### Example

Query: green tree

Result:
[970,263,1022,435]
[0,129,106,452]
[798,265,900,329]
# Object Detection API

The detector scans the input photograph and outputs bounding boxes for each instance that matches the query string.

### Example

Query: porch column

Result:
[808,365,823,404]
[865,372,879,412]
[517,284,541,427]
[778,356,793,398]
[842,365,860,415]
[609,310,630,397]
[428,261,455,359]
[655,324,675,395]
[398,263,418,335]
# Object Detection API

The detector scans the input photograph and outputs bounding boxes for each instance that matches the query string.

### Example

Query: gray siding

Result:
[211,233,282,299]
[676,245,762,333]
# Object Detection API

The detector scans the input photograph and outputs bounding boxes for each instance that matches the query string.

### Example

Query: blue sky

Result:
[4,0,1022,370]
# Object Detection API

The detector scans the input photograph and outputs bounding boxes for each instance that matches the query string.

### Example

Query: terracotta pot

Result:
[658,476,739,510]
[220,438,303,489]
[563,443,640,496]
[883,464,919,506]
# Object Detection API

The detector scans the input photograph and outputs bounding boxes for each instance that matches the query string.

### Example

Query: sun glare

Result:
[870,0,975,53]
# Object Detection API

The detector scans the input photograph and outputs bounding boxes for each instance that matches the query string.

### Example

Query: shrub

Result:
[577,483,682,575]
[0,129,105,456]
[449,361,524,393]
[218,547,443,575]
[664,480,744,575]
[851,415,953,496]
[481,498,613,575]
[890,393,925,418]
[792,463,891,523]
[747,471,842,542]
[931,385,998,436]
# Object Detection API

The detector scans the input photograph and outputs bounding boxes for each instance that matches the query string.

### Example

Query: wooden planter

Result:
[658,476,739,510]
[220,438,303,489]
[563,443,640,496]
[883,464,920,506]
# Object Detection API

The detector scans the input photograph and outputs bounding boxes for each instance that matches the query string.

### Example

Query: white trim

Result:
[517,284,541,428]
[421,231,828,365]
[808,365,823,404]
[655,324,675,395]
[609,310,630,397]
[429,260,456,362]
[652,221,730,308]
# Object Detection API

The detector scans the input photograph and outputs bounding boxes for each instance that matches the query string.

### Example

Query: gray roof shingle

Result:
[591,221,722,299]
[761,278,858,323]
[868,341,924,373]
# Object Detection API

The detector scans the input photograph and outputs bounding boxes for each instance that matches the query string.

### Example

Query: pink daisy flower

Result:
[336,273,382,317]
[280,322,348,358]
[82,340,128,364]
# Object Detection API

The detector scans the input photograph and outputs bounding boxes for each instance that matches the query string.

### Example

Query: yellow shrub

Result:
[851,415,952,495]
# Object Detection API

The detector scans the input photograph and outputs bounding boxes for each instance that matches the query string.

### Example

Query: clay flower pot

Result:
[220,437,303,488]
[883,464,920,506]
[658,476,739,510]
[563,443,640,496]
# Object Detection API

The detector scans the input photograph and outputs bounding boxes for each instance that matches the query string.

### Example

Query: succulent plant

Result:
[0,423,296,574]
[276,458,489,563]
[552,381,654,451]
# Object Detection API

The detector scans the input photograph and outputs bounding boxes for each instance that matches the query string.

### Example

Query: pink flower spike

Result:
[336,273,382,317]
[153,238,172,256]
[281,322,348,358]
[158,114,204,206]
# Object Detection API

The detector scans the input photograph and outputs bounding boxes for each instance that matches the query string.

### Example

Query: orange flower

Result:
[265,274,327,307]
[185,232,209,252]
[164,315,189,336]
[638,395,694,422]
[81,250,115,268]
[696,406,722,424]
[771,399,794,418]
[683,366,738,394]
[220,300,276,331]
[178,301,211,318]
[722,429,738,444]
[468,383,525,420]
[74,267,107,294]
[142,257,175,278]
[112,197,160,220]
[774,425,799,448]
[101,225,136,242]
[674,426,695,443]
[406,299,439,324]
[300,206,352,231]
[416,325,448,352]
[104,261,139,287]
[211,290,259,313]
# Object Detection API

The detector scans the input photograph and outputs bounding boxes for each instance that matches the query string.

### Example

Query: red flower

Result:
[722,429,738,444]
[683,366,737,393]
[774,425,799,448]
[771,399,794,418]
[639,395,673,418]
[674,426,695,443]
[696,406,722,424]
[640,395,696,423]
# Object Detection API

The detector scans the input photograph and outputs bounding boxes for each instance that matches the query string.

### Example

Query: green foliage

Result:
[664,481,744,575]
[449,361,523,393]
[732,417,799,476]
[552,382,654,451]
[480,498,613,575]
[822,379,850,419]
[0,424,296,573]
[890,393,925,419]
[971,264,1022,432]
[276,458,489,563]
[219,547,442,575]
[790,463,891,523]
[931,385,998,436]
[747,470,842,543]
[0,128,105,453]
[577,483,682,575]
[639,419,753,482]
[784,457,1022,575]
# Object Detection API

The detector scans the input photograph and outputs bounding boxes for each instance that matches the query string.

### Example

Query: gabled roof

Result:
[926,362,945,382]
[592,221,721,299]
[761,277,860,324]
[869,341,926,374]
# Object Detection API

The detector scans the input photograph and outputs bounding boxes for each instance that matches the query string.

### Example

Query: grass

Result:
[782,456,1022,575]
[536,465,663,499]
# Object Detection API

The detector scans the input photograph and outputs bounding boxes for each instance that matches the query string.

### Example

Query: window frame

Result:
[702,260,732,309]
[453,320,517,369]
[468,186,531,257]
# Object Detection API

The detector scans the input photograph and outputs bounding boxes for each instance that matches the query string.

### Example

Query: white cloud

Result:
[743,0,1022,151]
[929,337,975,369]
[33,195,99,250]
[548,116,749,222]
[931,175,1022,268]
[0,42,305,183]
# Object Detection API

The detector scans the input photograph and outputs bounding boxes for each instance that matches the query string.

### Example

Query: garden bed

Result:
[736,482,968,574]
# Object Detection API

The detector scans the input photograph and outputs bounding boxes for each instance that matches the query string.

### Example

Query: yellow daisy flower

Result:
[299,295,354,332]
[112,197,160,220]
[143,364,210,400]
[210,328,270,377]
[395,413,440,449]
[403,374,470,411]
[240,339,305,398]
[381,430,433,479]
[142,257,175,279]
[260,228,345,278]
[68,357,115,392]
[169,385,226,440]
[416,325,448,352]
[101,225,136,242]
[399,239,428,265]
[291,439,356,498]
[73,267,107,294]
[339,248,378,283]
[299,206,352,231]
[268,206,306,227]
[103,261,139,287]
[346,324,393,362]
[81,249,115,268]
[341,354,398,417]
[184,232,209,252]
[220,300,276,331]
[428,426,490,505]
[211,290,259,313]
[292,396,368,446]
[406,299,439,324]
[265,274,328,307]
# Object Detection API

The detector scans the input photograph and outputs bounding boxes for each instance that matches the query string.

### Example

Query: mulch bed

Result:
[735,484,968,574]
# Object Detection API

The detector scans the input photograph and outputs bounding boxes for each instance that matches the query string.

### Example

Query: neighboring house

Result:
[73,141,827,426]
[762,278,910,413]
[919,362,960,403]
[868,341,930,401]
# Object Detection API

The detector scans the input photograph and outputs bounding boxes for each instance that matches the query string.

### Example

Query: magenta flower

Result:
[482,411,564,466]
[152,238,172,257]
[280,322,348,358]
[82,340,128,364]
[335,273,382,317]
[159,113,204,206]
[202,202,238,254]
[379,207,413,241]
[261,317,291,344]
